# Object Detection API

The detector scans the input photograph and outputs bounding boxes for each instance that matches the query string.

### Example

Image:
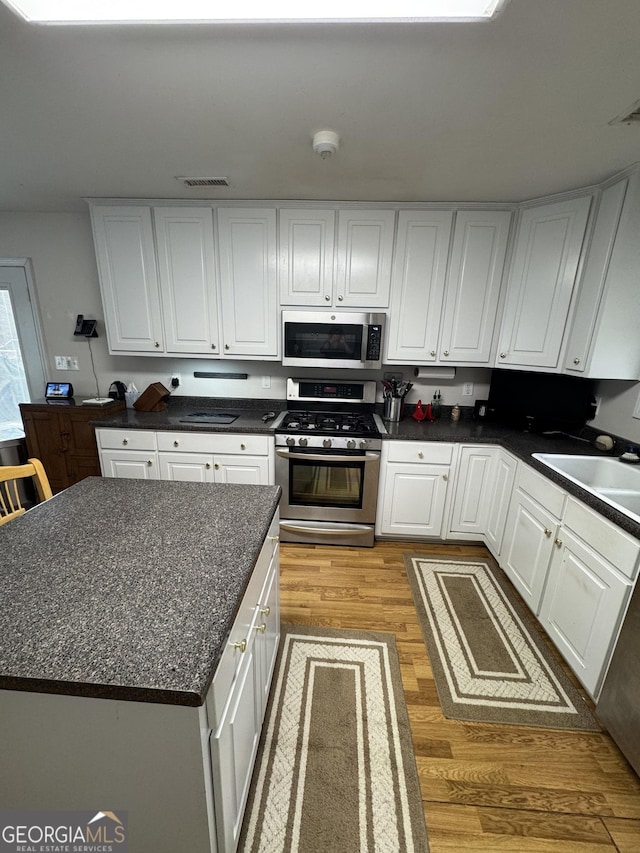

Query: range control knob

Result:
[359,440,368,450]
[299,437,308,447]
[323,438,332,448]
[286,437,295,446]
[346,440,356,450]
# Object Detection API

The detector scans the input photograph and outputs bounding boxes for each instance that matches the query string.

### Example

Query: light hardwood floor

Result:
[279,539,640,853]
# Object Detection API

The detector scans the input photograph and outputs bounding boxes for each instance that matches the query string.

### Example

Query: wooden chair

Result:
[0,458,53,526]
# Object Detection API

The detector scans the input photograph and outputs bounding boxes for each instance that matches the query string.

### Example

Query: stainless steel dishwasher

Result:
[596,582,640,776]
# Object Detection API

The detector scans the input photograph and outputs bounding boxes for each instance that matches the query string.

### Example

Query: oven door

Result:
[275,447,380,524]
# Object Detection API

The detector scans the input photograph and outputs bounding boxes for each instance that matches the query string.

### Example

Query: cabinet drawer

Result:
[517,463,566,518]
[96,428,158,451]
[563,497,640,580]
[385,441,454,465]
[157,431,270,455]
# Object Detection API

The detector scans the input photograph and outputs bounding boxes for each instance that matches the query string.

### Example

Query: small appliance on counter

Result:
[45,382,73,402]
[108,381,127,401]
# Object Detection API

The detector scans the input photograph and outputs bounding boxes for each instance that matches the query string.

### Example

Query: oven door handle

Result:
[275,449,379,463]
[280,522,373,537]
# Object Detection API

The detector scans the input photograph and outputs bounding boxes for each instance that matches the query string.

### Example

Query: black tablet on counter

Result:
[45,381,74,400]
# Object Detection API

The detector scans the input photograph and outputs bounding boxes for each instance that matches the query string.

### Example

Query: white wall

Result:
[1,210,637,442]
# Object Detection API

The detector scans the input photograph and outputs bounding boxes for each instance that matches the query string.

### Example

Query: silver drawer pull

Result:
[232,639,247,653]
[256,623,266,634]
[260,606,271,617]
[122,438,128,445]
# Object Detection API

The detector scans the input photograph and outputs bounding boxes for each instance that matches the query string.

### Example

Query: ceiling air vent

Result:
[176,176,230,188]
[609,99,640,126]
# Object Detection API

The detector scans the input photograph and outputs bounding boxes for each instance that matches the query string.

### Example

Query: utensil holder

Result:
[383,396,403,422]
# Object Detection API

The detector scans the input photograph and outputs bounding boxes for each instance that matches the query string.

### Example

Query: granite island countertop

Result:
[0,477,281,706]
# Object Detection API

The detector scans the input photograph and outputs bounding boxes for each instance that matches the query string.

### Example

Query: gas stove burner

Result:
[280,409,380,438]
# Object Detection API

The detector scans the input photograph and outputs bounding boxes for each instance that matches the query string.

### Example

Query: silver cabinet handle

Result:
[443,350,449,356]
[240,443,246,450]
[232,639,247,653]
[544,528,552,537]
[418,451,424,459]
[260,606,271,617]
[573,357,580,365]
[325,295,331,301]
[443,473,448,481]
[555,538,563,548]
[147,460,153,467]
[154,342,160,348]
[256,623,266,634]
[173,440,179,447]
[500,352,507,359]
[205,463,211,470]
[122,438,128,445]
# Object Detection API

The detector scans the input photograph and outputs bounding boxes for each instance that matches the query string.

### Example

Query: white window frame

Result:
[0,258,47,406]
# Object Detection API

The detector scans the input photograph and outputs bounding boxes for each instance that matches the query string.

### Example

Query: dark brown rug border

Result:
[238,624,430,852]
[404,553,601,731]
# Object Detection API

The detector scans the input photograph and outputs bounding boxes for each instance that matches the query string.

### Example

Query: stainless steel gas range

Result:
[275,378,384,547]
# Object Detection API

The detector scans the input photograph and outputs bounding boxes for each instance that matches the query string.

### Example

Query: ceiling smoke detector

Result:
[312,130,340,160]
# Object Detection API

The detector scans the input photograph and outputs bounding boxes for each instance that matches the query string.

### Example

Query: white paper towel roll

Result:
[414,366,456,380]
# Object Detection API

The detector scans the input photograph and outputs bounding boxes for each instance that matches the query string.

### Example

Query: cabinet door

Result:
[386,211,453,362]
[378,463,450,538]
[158,452,215,482]
[540,528,631,697]
[496,196,592,369]
[485,450,517,558]
[255,552,280,719]
[20,409,67,493]
[99,450,159,479]
[279,209,335,306]
[500,489,558,613]
[154,207,221,356]
[90,205,164,353]
[210,624,261,853]
[440,210,511,364]
[335,210,396,308]
[449,446,496,538]
[213,455,270,485]
[217,208,278,358]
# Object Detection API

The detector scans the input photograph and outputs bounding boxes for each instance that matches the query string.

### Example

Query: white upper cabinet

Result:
[216,208,279,359]
[496,195,592,370]
[335,210,396,307]
[279,209,335,306]
[439,210,511,364]
[564,168,640,379]
[90,205,165,354]
[154,207,220,356]
[385,211,454,363]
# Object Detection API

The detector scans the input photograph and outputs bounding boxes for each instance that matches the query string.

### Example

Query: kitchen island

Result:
[0,476,281,853]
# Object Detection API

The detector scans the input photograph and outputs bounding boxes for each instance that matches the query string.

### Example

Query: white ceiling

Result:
[1,0,640,212]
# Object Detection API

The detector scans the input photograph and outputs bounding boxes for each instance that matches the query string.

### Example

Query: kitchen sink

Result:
[532,453,640,523]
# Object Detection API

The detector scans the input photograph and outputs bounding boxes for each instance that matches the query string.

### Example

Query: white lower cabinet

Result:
[539,497,638,697]
[500,465,566,613]
[97,429,274,485]
[208,517,280,852]
[376,442,454,538]
[448,445,496,539]
[484,448,517,558]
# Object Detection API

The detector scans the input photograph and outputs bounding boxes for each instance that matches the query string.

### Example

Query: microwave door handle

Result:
[275,449,378,464]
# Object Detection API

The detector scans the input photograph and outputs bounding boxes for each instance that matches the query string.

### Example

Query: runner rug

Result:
[239,625,430,853]
[404,554,600,731]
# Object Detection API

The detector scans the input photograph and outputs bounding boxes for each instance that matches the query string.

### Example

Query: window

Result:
[0,263,46,440]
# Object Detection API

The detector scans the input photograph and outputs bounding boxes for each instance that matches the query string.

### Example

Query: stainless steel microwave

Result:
[282,311,385,370]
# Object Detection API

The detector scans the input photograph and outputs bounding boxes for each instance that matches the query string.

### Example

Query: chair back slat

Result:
[0,459,53,525]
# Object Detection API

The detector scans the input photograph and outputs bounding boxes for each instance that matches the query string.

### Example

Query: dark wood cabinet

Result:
[20,401,125,493]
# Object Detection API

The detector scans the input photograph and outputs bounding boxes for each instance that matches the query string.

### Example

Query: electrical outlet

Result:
[463,382,474,396]
[170,375,180,389]
[384,372,404,382]
[55,355,79,370]
[262,376,271,389]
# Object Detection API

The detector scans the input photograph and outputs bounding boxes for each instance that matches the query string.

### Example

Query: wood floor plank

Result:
[279,540,640,850]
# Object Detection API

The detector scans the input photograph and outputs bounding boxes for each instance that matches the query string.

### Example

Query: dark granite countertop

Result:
[382,411,640,540]
[94,395,288,434]
[0,477,281,706]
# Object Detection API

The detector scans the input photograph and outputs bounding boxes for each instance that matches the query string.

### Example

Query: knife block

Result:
[133,382,170,412]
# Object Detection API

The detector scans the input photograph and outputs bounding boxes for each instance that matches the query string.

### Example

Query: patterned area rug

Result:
[405,554,600,731]
[239,625,430,853]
